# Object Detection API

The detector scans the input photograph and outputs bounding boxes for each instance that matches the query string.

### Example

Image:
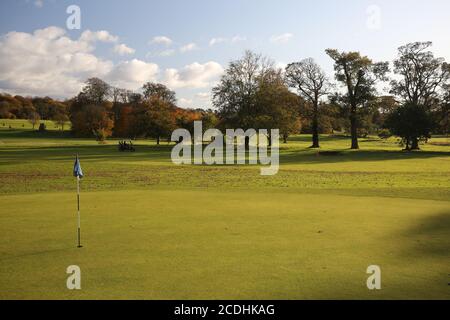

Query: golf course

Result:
[1,121,449,300]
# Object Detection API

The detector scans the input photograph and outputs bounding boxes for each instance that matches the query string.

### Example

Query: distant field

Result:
[0,125,449,299]
[0,118,71,131]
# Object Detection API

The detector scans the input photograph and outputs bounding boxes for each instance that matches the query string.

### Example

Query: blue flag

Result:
[73,155,84,178]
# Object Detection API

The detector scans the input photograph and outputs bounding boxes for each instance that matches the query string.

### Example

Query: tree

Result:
[70,104,113,139]
[52,112,69,131]
[436,84,450,136]
[114,105,135,138]
[255,68,301,144]
[213,51,301,144]
[142,82,176,104]
[133,98,176,144]
[385,103,433,150]
[285,58,328,148]
[28,111,40,129]
[326,49,389,149]
[79,78,111,105]
[212,50,273,130]
[70,79,114,139]
[390,42,450,149]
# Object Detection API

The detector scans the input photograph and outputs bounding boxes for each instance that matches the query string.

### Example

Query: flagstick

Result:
[77,175,82,248]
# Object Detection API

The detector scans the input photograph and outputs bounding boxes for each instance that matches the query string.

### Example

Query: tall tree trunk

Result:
[156,136,160,145]
[410,137,420,150]
[404,138,410,151]
[350,106,359,150]
[311,101,320,148]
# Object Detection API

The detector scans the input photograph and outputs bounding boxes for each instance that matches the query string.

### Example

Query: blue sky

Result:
[1,0,449,108]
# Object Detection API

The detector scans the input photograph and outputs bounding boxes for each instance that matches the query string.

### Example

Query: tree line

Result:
[0,41,448,150]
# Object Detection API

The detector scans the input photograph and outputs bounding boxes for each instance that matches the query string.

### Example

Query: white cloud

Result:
[156,49,175,57]
[270,33,294,44]
[34,0,44,8]
[113,43,135,56]
[180,43,198,53]
[0,27,157,96]
[209,35,247,46]
[158,49,176,57]
[106,59,159,90]
[164,61,223,89]
[80,30,119,43]
[150,36,173,46]
[146,49,176,58]
[275,62,287,70]
[0,26,113,97]
[178,98,193,107]
[0,26,222,101]
[209,37,227,46]
[195,92,210,100]
[231,35,246,43]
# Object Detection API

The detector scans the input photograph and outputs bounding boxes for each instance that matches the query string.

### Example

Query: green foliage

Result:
[142,82,176,104]
[385,103,433,149]
[378,128,392,139]
[326,49,389,149]
[132,98,177,144]
[213,51,301,142]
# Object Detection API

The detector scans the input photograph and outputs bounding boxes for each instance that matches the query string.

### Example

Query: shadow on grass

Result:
[1,142,450,166]
[0,143,174,164]
[279,149,450,164]
[0,129,72,139]
[403,211,450,257]
[288,134,350,143]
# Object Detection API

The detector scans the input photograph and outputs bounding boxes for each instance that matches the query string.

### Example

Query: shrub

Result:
[378,129,392,139]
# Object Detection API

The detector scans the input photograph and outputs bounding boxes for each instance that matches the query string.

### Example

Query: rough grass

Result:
[0,126,449,299]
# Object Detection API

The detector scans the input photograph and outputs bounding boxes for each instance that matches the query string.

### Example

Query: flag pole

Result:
[76,168,82,248]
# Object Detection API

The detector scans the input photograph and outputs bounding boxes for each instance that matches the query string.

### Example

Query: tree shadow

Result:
[402,211,450,257]
[0,143,174,165]
[0,129,73,139]
[279,149,450,165]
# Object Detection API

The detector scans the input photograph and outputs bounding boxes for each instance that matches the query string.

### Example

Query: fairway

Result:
[0,129,449,299]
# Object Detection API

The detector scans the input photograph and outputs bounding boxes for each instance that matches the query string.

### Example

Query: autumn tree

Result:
[326,49,389,149]
[70,78,114,139]
[71,104,113,140]
[133,98,176,144]
[114,106,134,138]
[285,58,328,148]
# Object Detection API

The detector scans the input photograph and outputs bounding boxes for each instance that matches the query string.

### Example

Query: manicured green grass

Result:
[0,126,449,299]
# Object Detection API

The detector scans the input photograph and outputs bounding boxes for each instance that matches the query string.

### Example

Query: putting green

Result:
[1,189,449,299]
